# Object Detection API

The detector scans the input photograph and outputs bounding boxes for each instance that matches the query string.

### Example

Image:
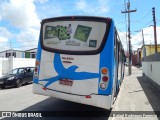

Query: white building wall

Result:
[142,61,160,86]
[15,51,23,58]
[0,52,6,58]
[0,58,9,77]
[0,58,35,77]
[13,58,35,69]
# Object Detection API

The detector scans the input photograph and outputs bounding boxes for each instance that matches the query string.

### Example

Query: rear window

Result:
[41,17,111,55]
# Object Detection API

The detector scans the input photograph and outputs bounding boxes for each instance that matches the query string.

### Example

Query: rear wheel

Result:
[16,79,22,88]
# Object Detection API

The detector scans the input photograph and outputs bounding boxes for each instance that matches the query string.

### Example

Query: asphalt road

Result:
[0,83,110,120]
[0,66,160,120]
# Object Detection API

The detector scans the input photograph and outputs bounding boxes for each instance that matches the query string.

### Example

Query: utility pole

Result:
[135,29,146,57]
[9,39,13,71]
[121,0,136,75]
[141,30,146,57]
[152,7,158,53]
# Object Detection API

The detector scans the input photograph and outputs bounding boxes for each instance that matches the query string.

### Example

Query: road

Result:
[0,66,160,120]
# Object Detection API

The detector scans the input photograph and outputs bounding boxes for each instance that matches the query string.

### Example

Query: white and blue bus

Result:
[33,16,125,110]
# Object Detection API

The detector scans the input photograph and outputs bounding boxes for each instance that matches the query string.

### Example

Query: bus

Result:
[33,16,125,110]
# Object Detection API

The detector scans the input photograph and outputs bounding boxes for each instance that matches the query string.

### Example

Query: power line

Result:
[0,40,38,43]
[14,45,37,48]
[131,9,151,23]
[136,20,153,32]
[0,45,37,49]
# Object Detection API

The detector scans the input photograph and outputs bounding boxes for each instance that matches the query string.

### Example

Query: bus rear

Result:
[33,16,115,109]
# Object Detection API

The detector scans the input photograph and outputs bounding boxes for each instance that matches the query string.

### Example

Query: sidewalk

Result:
[110,66,160,120]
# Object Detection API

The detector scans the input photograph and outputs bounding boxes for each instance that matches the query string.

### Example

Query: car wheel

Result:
[16,79,22,88]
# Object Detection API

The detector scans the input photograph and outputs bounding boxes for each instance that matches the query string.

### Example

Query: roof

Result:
[0,48,37,53]
[0,49,23,53]
[141,44,160,49]
[25,48,37,52]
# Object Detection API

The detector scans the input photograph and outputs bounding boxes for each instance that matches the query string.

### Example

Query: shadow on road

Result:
[2,97,111,120]
[137,76,160,112]
[0,83,32,90]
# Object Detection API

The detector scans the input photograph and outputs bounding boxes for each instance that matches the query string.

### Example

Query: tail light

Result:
[101,68,108,74]
[99,67,109,90]
[102,76,108,82]
[34,60,39,78]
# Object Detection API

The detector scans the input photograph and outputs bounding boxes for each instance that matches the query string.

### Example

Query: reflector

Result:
[100,83,106,89]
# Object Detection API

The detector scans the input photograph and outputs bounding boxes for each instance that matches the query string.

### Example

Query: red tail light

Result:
[34,60,39,78]
[102,76,108,82]
[99,67,109,90]
[35,67,38,72]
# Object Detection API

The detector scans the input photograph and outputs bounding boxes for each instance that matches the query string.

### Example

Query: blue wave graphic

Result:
[40,53,100,88]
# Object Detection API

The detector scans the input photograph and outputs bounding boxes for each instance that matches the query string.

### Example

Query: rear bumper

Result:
[33,83,112,110]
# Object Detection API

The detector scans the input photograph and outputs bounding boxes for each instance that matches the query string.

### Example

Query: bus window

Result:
[41,18,110,54]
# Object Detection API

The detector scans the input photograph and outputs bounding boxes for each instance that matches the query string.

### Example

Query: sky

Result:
[0,0,160,51]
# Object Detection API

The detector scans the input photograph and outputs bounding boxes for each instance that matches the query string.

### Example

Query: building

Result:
[24,48,37,58]
[131,48,142,66]
[132,51,138,65]
[0,48,37,58]
[141,44,160,57]
[132,44,160,66]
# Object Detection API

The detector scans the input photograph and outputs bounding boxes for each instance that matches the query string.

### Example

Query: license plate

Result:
[59,79,73,86]
[0,81,4,84]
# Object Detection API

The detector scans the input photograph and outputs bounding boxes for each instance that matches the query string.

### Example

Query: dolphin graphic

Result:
[40,53,100,88]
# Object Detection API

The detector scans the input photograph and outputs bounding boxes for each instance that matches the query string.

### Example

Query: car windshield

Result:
[7,68,25,75]
[7,69,18,75]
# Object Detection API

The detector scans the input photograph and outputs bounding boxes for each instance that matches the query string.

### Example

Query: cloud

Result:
[35,1,63,19]
[75,0,110,15]
[118,26,160,51]
[131,26,160,50]
[35,0,48,4]
[0,27,12,39]
[0,0,40,29]
[0,27,11,51]
[0,0,41,51]
[0,36,10,51]
[16,28,39,50]
[0,37,8,43]
[118,31,128,50]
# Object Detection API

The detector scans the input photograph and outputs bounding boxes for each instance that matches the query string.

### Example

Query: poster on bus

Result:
[43,21,106,51]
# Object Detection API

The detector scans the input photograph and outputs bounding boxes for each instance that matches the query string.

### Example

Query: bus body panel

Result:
[34,22,114,97]
[33,83,112,109]
[33,17,125,110]
[38,50,100,95]
[99,21,114,95]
